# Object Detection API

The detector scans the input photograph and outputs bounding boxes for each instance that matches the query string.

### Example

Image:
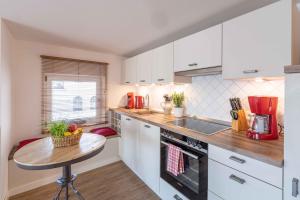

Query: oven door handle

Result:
[161,141,199,160]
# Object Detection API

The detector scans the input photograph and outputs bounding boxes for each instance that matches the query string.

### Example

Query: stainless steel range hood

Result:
[174,66,222,77]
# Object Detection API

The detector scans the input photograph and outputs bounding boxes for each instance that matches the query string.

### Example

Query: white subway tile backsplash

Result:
[136,75,284,123]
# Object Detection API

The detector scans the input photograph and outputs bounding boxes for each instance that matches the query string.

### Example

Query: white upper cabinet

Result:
[137,51,153,85]
[123,56,137,85]
[152,43,174,84]
[174,24,222,72]
[222,0,292,79]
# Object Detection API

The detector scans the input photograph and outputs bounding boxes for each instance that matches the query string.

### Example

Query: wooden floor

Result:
[10,161,160,200]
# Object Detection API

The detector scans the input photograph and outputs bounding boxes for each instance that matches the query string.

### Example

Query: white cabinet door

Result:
[223,0,292,79]
[121,115,138,173]
[123,56,137,84]
[138,122,160,195]
[174,24,222,72]
[284,73,300,200]
[137,51,153,85]
[152,43,174,84]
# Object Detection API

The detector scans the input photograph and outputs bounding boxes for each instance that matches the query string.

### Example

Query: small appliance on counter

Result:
[135,95,144,109]
[229,97,248,131]
[126,92,135,109]
[161,94,172,115]
[247,96,279,140]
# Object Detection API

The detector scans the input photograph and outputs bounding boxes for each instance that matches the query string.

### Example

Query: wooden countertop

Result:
[111,108,284,167]
[285,65,300,74]
[14,133,106,170]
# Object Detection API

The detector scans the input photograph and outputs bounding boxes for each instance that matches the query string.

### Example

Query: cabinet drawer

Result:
[208,144,282,188]
[208,191,223,200]
[160,178,188,200]
[208,160,282,200]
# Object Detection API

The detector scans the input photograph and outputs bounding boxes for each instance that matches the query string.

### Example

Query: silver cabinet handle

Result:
[229,174,246,184]
[126,118,131,121]
[188,63,198,67]
[229,156,246,164]
[144,125,151,128]
[293,178,299,197]
[173,194,183,200]
[139,80,146,82]
[157,78,165,81]
[243,69,259,74]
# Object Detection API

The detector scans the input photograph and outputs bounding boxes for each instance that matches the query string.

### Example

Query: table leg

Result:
[53,165,85,200]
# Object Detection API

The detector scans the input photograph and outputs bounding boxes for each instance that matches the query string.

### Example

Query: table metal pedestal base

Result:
[53,165,85,200]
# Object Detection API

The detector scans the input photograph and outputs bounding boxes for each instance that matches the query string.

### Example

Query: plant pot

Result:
[173,107,184,118]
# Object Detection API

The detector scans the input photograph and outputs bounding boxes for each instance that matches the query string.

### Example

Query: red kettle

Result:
[135,96,144,109]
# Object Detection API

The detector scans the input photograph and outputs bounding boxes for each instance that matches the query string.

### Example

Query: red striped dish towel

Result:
[167,143,184,176]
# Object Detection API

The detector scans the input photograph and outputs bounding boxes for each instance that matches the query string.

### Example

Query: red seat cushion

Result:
[90,127,117,137]
[17,138,42,150]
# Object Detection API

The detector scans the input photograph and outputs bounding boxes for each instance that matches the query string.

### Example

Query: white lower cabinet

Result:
[137,122,160,195]
[208,191,223,200]
[208,159,282,200]
[209,145,282,188]
[121,115,138,173]
[120,115,160,195]
[159,178,189,200]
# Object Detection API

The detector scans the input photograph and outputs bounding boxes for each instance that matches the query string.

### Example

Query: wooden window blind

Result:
[41,56,108,132]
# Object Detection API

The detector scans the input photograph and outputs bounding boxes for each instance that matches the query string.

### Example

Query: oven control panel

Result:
[161,129,208,153]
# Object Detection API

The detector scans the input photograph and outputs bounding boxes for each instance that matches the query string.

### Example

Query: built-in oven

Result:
[160,128,208,200]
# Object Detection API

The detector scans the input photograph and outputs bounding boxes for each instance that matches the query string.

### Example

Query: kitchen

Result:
[0,0,300,200]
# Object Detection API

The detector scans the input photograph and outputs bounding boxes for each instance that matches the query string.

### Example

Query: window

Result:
[90,96,96,110]
[41,56,108,128]
[73,96,83,112]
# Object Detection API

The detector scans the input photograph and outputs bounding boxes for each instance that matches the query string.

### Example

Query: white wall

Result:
[0,19,15,200]
[11,40,131,145]
[8,39,134,196]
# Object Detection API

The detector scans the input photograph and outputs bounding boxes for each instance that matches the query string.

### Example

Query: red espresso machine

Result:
[126,92,135,109]
[247,96,279,140]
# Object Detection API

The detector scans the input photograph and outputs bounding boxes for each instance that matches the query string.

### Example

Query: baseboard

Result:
[1,191,8,200]
[8,156,120,197]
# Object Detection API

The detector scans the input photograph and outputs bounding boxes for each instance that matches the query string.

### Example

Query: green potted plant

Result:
[172,92,185,117]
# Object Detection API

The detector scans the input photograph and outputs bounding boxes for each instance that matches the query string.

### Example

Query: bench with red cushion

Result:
[17,138,42,150]
[90,127,117,137]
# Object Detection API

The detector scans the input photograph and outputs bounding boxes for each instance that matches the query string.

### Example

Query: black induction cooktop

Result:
[168,118,230,135]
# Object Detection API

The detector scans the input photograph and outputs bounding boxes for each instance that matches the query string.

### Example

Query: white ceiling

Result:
[0,0,277,56]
